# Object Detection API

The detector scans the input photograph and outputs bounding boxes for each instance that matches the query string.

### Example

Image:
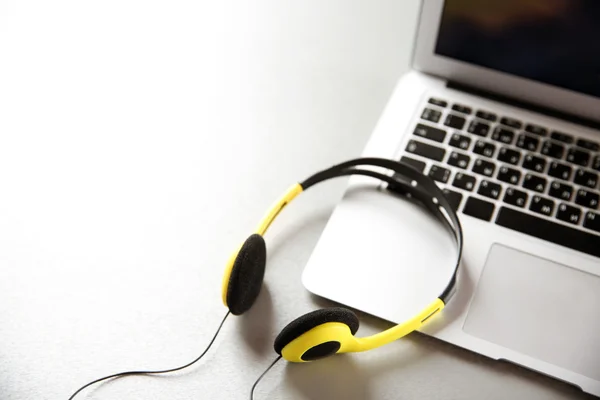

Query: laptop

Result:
[302,0,600,396]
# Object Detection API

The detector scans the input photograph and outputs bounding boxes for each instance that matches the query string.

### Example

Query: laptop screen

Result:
[435,0,600,99]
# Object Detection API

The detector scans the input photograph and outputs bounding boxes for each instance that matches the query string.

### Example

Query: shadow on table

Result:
[283,355,372,400]
[237,284,275,356]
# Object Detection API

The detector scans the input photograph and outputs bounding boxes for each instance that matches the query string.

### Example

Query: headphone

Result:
[222,157,463,363]
[68,157,463,399]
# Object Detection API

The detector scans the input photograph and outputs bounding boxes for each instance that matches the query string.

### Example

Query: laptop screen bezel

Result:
[413,0,600,123]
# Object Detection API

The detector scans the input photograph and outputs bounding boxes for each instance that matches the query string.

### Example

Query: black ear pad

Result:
[274,307,360,355]
[226,233,267,315]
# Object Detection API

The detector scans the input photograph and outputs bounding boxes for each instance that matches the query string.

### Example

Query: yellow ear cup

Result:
[274,308,360,362]
[221,234,267,315]
[281,322,359,362]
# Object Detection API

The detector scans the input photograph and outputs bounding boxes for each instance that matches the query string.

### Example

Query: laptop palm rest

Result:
[463,244,600,381]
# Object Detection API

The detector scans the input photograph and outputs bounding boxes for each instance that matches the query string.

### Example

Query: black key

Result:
[575,189,599,209]
[475,110,497,122]
[497,166,521,185]
[400,156,426,172]
[583,211,600,233]
[452,104,472,114]
[428,165,451,183]
[406,140,446,162]
[473,140,496,158]
[491,126,515,144]
[566,148,590,167]
[530,195,554,217]
[523,173,547,193]
[444,114,466,130]
[541,141,565,159]
[449,133,471,150]
[428,98,447,108]
[463,196,495,221]
[442,189,463,211]
[472,158,496,177]
[503,187,528,208]
[516,134,539,152]
[413,123,446,143]
[576,138,600,152]
[497,147,521,165]
[593,156,600,172]
[550,131,574,144]
[522,154,546,173]
[421,108,441,123]
[500,117,522,129]
[525,124,548,136]
[478,180,502,200]
[556,203,582,225]
[447,151,470,169]
[548,181,573,201]
[467,120,490,137]
[452,172,477,191]
[496,207,600,258]
[574,169,598,189]
[548,161,572,181]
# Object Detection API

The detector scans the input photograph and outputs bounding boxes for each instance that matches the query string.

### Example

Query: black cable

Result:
[67,311,231,400]
[249,355,282,400]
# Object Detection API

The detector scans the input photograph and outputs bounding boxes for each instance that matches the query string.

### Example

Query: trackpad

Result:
[463,244,600,380]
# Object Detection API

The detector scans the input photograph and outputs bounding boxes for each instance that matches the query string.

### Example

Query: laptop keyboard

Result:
[393,97,600,259]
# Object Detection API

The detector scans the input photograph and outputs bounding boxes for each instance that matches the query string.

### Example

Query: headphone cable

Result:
[67,311,231,400]
[249,355,282,400]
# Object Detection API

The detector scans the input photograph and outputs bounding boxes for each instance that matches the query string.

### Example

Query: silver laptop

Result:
[302,0,600,396]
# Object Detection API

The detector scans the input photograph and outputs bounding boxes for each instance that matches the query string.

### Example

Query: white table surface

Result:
[0,1,593,399]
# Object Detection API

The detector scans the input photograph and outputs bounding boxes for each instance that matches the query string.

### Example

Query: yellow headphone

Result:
[67,157,465,400]
[221,157,463,363]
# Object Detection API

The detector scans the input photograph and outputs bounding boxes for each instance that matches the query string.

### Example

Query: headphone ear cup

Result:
[274,307,360,356]
[225,233,267,315]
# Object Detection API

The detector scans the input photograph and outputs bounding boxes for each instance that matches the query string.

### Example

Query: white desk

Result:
[0,1,591,399]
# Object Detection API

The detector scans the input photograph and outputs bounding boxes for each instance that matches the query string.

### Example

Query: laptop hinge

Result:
[447,81,600,132]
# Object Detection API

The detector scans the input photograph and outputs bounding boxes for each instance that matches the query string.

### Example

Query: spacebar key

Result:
[495,207,600,258]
